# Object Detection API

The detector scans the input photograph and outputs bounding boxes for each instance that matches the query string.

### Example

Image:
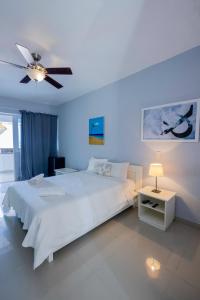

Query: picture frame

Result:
[89,116,104,145]
[141,99,200,142]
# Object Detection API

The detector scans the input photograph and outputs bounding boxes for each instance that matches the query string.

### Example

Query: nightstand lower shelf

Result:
[139,207,165,230]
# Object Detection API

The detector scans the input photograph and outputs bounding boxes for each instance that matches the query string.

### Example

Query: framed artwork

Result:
[89,116,104,145]
[141,99,200,142]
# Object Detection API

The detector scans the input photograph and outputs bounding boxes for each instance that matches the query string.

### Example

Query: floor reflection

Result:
[146,257,161,279]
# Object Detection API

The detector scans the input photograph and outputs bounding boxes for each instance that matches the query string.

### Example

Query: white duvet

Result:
[3,171,136,269]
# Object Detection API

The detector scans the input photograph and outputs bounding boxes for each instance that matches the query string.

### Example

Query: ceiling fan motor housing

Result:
[32,53,41,62]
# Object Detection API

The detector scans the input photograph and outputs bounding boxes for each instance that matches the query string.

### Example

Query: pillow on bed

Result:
[87,157,108,171]
[109,162,130,180]
[94,162,112,176]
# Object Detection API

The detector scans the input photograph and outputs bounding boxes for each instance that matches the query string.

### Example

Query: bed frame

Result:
[48,164,143,263]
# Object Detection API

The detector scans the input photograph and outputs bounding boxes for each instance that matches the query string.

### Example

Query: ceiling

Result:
[0,0,200,106]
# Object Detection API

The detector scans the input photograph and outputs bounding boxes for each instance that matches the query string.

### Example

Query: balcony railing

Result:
[0,150,14,171]
[0,148,13,154]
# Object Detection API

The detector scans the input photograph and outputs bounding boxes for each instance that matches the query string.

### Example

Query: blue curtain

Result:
[20,111,57,179]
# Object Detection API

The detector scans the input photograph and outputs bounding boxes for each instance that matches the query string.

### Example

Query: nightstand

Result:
[55,168,78,175]
[138,186,176,231]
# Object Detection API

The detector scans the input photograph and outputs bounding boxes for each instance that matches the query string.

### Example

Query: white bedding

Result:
[3,171,136,269]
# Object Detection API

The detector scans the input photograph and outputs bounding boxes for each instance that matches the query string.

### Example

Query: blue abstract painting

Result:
[89,116,104,145]
[142,100,200,142]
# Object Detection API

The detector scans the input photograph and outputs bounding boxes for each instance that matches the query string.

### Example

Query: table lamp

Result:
[149,163,164,193]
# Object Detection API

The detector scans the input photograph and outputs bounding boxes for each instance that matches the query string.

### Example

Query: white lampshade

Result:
[149,163,164,177]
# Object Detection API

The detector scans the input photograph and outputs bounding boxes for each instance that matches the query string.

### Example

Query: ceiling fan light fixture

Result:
[27,66,46,82]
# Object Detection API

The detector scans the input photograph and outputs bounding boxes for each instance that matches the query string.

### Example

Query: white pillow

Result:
[109,162,130,180]
[87,157,108,171]
[94,162,112,176]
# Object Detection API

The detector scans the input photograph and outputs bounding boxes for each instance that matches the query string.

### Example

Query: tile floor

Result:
[0,192,200,300]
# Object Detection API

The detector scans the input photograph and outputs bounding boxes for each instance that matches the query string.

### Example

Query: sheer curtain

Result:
[0,112,21,183]
[20,111,57,180]
[13,114,21,181]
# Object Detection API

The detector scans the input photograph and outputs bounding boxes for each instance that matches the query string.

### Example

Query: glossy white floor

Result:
[0,190,200,300]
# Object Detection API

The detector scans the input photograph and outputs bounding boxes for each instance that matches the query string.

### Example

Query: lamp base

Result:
[152,176,161,193]
[151,189,161,193]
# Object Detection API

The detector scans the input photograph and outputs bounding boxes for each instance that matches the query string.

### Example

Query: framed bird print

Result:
[141,99,200,142]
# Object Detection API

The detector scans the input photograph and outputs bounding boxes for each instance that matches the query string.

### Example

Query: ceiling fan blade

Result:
[0,59,27,69]
[45,76,63,89]
[20,75,31,84]
[46,67,72,75]
[16,43,34,65]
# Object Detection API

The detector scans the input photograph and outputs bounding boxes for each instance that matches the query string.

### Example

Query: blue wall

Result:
[58,46,200,224]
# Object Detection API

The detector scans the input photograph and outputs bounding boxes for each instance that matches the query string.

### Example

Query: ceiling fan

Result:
[0,44,73,89]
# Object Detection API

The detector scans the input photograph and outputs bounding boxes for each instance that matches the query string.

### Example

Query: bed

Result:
[3,165,142,269]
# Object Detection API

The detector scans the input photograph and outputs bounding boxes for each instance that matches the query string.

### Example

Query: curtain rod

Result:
[0,107,57,117]
[0,108,21,116]
[20,110,57,117]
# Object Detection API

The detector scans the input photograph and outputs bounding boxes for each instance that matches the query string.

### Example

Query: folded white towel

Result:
[39,187,66,197]
[29,174,44,185]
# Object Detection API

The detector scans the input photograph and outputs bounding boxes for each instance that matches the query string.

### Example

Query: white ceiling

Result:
[0,0,200,106]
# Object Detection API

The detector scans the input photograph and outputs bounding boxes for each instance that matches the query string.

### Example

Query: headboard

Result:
[127,165,143,192]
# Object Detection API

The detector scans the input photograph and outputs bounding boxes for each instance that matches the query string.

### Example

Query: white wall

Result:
[0,97,57,115]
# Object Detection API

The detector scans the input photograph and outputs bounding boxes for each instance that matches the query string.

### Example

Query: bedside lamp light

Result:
[149,163,164,193]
